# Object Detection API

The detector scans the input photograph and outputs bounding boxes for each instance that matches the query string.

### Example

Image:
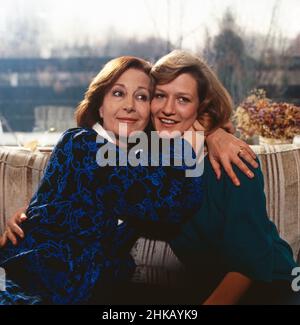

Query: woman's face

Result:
[151,73,199,135]
[99,68,151,137]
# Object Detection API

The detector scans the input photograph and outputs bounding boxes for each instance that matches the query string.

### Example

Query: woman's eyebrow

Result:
[154,87,166,93]
[136,86,150,91]
[114,84,149,91]
[176,92,192,97]
[154,88,192,97]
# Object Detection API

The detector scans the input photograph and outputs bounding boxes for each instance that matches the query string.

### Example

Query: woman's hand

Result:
[202,272,252,305]
[192,121,259,186]
[0,207,28,247]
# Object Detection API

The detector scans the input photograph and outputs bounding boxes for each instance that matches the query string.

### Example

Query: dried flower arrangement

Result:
[234,89,300,141]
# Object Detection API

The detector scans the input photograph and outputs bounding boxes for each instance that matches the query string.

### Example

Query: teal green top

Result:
[170,156,298,283]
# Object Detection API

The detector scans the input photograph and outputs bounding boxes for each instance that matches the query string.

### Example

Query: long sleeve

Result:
[24,128,119,240]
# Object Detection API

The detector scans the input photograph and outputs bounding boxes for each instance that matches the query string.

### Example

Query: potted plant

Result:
[234,89,300,144]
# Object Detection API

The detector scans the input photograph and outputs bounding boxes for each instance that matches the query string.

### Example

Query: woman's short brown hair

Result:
[75,56,153,128]
[151,50,233,133]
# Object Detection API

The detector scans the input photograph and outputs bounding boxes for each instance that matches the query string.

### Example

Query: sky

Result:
[0,0,299,51]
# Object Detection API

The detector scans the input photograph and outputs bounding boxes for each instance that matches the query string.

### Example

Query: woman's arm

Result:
[203,272,252,305]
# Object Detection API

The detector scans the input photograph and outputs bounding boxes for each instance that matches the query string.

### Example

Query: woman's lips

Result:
[158,117,179,127]
[117,118,138,124]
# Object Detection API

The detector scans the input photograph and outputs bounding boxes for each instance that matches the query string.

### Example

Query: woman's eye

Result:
[154,93,165,99]
[112,90,123,97]
[136,94,149,101]
[178,97,190,103]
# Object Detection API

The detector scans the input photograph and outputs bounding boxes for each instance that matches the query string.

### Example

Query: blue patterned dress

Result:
[0,127,203,304]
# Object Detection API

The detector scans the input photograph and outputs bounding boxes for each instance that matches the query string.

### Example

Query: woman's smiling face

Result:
[150,73,199,135]
[99,68,151,137]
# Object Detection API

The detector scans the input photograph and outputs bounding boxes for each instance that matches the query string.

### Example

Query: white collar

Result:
[93,122,144,155]
[92,122,115,144]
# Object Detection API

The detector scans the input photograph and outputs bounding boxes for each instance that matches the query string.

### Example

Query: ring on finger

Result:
[238,147,244,156]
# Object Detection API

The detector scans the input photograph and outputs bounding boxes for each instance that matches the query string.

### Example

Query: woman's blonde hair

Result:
[151,50,232,133]
[75,56,153,127]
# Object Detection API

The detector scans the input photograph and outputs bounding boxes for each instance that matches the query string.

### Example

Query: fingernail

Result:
[235,180,240,186]
[247,171,254,178]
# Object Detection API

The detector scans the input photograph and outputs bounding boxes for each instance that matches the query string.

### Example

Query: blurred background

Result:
[0,0,299,145]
